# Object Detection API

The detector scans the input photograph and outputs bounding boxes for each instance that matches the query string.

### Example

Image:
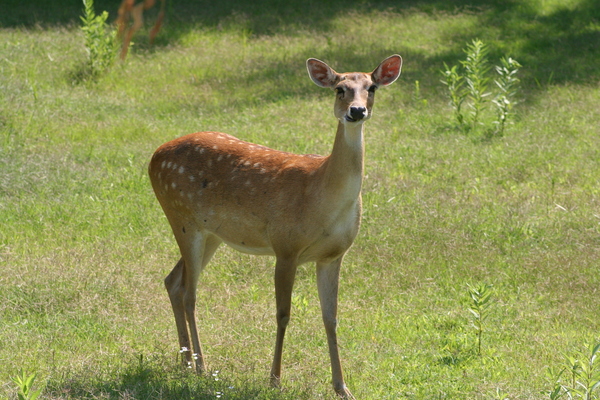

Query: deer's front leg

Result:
[317,257,355,399]
[270,257,298,388]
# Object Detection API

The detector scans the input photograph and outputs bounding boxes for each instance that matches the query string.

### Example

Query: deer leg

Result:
[270,257,298,388]
[183,234,221,373]
[149,0,166,44]
[119,1,145,59]
[317,257,355,399]
[164,258,194,368]
[166,230,220,373]
[116,0,134,39]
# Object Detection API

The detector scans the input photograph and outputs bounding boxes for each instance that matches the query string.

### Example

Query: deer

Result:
[148,55,402,399]
[116,0,166,60]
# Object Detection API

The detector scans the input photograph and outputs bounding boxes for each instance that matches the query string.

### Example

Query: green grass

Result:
[1,0,599,399]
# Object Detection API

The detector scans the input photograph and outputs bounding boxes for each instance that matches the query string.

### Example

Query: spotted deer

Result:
[148,55,402,398]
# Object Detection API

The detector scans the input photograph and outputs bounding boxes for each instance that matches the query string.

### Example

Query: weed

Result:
[493,387,510,400]
[412,80,428,108]
[12,370,43,400]
[547,342,600,399]
[467,283,493,356]
[568,342,600,399]
[492,57,522,137]
[462,39,492,131]
[80,0,118,79]
[441,63,466,126]
[441,39,521,136]
[546,367,567,400]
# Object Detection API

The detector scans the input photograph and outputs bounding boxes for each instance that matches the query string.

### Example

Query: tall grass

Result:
[1,0,599,399]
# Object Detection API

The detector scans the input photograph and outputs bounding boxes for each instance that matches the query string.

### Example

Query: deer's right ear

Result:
[307,58,340,88]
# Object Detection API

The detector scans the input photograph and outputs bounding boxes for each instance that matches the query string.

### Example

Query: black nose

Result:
[349,106,367,121]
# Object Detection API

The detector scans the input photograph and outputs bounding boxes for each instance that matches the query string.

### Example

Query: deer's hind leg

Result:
[164,258,192,368]
[164,230,221,373]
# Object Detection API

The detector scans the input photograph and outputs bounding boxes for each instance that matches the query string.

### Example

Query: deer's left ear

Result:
[372,55,402,86]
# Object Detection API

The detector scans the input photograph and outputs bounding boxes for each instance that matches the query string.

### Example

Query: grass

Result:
[1,0,599,398]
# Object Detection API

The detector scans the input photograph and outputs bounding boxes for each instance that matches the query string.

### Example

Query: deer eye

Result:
[368,85,378,94]
[335,87,345,97]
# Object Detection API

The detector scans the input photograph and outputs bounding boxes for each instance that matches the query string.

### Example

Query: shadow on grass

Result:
[162,0,600,97]
[48,360,303,400]
[4,0,597,104]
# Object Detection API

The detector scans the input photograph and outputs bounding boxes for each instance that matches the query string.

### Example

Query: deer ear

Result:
[307,58,340,88]
[372,55,402,86]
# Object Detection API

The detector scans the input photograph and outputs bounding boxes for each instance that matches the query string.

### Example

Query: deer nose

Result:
[348,106,367,121]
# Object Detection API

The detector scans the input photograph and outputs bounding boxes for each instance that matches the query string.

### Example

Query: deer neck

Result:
[320,121,365,203]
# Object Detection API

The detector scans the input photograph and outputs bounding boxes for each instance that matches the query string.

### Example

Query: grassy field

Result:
[1,0,599,399]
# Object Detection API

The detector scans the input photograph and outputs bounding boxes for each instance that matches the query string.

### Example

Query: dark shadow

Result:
[0,0,515,30]
[45,357,303,399]
[3,0,598,94]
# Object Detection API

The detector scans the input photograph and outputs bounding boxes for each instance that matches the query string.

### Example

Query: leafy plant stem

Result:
[468,283,493,356]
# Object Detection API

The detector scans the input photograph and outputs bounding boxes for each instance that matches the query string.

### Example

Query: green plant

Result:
[492,57,522,136]
[547,343,600,400]
[12,370,43,400]
[467,283,493,356]
[568,342,600,400]
[546,366,567,400]
[441,39,521,135]
[493,387,510,400]
[412,80,428,108]
[462,39,491,131]
[441,64,466,126]
[80,0,118,78]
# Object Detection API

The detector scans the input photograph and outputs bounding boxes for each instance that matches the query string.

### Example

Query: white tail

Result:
[149,55,402,399]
